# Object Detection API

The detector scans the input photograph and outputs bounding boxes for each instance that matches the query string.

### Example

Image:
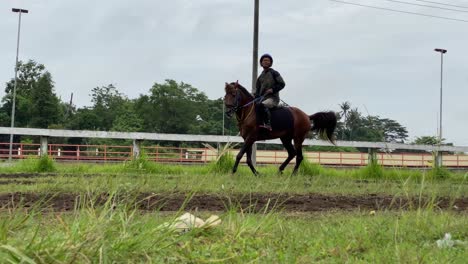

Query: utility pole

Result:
[251,0,259,166]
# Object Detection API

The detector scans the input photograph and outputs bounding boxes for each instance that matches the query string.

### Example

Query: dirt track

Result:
[1,192,466,213]
[0,172,466,213]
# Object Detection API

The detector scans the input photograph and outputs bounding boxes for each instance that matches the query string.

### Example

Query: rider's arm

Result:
[254,77,261,97]
[271,70,285,93]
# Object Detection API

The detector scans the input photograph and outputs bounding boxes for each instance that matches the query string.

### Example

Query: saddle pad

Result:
[270,107,294,131]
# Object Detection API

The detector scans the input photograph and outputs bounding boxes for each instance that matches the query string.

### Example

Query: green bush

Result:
[360,160,384,179]
[298,159,323,176]
[125,152,150,171]
[210,152,234,174]
[429,166,451,179]
[35,156,56,172]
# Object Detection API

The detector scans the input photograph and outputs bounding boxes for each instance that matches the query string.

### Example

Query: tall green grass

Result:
[0,195,466,263]
[0,158,466,197]
[2,156,56,173]
[298,159,324,176]
[209,152,235,174]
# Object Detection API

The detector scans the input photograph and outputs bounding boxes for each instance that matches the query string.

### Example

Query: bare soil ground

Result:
[0,192,466,213]
[0,173,465,213]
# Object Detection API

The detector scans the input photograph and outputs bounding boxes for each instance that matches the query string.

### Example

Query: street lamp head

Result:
[434,48,447,54]
[12,8,28,13]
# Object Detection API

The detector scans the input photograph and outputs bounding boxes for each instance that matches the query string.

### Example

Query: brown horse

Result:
[224,82,337,175]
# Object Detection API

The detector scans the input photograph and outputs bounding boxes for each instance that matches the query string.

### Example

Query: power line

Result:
[375,0,468,13]
[329,0,468,22]
[413,0,468,9]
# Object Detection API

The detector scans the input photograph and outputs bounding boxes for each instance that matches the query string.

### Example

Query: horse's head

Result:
[224,81,240,118]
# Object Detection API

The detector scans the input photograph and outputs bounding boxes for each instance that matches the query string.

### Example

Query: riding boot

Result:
[262,107,272,131]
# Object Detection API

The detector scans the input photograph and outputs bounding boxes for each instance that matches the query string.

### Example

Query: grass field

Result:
[0,157,466,263]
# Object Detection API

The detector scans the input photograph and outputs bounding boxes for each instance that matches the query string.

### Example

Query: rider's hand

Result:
[265,89,273,95]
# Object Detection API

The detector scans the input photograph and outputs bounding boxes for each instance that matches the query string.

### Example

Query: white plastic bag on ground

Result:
[162,213,222,233]
[436,233,466,248]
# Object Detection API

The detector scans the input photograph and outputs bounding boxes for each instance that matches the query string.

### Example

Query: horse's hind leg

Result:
[246,145,258,176]
[292,139,305,175]
[279,137,296,173]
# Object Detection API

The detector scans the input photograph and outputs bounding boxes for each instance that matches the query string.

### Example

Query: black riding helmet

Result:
[259,53,273,66]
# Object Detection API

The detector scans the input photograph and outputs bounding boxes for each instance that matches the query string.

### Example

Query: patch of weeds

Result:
[298,159,323,176]
[210,152,235,174]
[359,160,384,179]
[429,166,452,179]
[35,156,56,173]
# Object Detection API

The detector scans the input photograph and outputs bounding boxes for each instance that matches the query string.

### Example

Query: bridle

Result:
[224,88,242,118]
[224,83,264,119]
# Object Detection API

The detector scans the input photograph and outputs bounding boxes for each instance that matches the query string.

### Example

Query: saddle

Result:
[255,104,294,131]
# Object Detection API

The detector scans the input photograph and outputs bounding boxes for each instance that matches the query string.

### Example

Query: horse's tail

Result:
[309,111,337,144]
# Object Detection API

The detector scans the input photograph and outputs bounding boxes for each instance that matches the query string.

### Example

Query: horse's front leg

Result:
[232,141,254,174]
[245,144,259,176]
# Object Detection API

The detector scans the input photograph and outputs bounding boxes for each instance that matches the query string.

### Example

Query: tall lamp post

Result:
[8,8,29,162]
[434,48,447,167]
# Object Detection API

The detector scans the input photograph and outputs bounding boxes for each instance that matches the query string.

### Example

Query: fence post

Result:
[434,150,443,168]
[104,145,107,162]
[40,136,48,157]
[368,148,377,165]
[132,139,141,159]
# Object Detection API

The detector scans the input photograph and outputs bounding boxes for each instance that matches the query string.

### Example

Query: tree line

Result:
[1,60,444,148]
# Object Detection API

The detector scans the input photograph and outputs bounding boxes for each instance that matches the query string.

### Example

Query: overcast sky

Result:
[1,0,467,145]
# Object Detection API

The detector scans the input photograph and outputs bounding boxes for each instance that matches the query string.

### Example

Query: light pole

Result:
[8,8,28,162]
[434,48,447,167]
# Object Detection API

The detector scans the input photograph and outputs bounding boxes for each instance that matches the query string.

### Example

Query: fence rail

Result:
[2,126,468,152]
[1,127,468,168]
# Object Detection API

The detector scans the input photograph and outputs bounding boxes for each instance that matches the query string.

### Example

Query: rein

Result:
[236,101,256,126]
[232,92,264,127]
[240,95,264,108]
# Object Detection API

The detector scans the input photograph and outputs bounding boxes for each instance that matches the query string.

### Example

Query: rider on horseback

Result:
[254,53,286,131]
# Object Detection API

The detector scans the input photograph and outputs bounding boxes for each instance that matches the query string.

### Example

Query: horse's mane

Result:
[230,82,254,100]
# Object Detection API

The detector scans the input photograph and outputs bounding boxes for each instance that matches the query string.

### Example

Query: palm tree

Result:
[339,102,351,140]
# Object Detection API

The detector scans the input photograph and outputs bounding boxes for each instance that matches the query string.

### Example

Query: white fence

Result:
[1,127,467,167]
